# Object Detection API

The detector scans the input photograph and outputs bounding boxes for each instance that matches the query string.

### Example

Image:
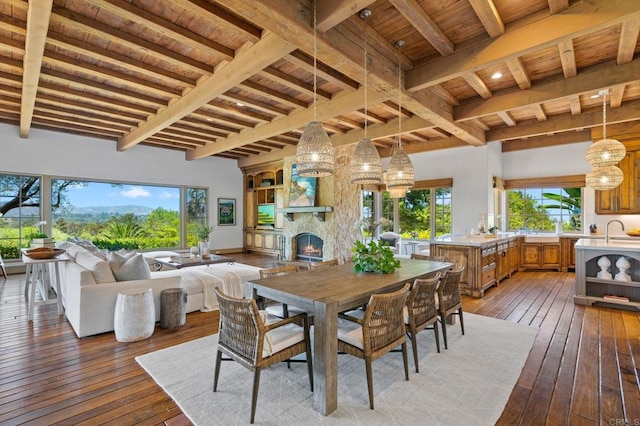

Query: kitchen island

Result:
[574,238,640,310]
[430,234,519,297]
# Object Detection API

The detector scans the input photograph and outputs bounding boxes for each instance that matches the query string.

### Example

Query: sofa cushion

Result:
[75,251,116,283]
[380,236,397,247]
[56,241,90,260]
[108,252,151,282]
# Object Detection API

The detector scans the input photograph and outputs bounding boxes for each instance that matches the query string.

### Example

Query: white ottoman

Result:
[114,288,155,342]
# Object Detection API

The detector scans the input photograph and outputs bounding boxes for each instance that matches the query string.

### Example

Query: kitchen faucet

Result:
[605,220,624,244]
[523,217,536,234]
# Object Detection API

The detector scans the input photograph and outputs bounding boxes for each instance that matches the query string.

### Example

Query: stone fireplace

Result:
[295,233,324,262]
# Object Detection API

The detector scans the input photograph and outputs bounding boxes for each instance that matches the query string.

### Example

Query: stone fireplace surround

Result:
[280,147,360,264]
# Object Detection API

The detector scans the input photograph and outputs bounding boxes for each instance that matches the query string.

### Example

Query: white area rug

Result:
[136,313,537,425]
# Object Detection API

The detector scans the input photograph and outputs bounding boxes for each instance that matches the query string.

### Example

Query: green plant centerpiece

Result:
[195,223,214,241]
[352,239,400,274]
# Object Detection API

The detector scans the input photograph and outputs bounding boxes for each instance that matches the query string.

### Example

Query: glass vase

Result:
[199,240,210,259]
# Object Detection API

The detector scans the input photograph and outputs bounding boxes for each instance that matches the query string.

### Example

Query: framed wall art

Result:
[217,198,236,226]
[289,164,317,207]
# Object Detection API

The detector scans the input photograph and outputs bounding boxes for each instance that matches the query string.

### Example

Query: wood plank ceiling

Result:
[1,0,639,167]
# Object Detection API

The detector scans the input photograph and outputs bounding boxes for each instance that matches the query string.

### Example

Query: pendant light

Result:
[585,89,625,167]
[296,0,334,177]
[386,40,414,192]
[586,165,624,191]
[349,9,383,184]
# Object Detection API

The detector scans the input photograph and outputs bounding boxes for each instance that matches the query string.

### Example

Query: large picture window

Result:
[0,173,209,260]
[507,187,582,232]
[0,174,43,259]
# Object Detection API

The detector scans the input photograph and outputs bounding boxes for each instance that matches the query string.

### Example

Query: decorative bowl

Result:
[24,248,66,259]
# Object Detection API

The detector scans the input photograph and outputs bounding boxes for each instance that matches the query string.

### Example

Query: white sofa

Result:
[58,242,262,338]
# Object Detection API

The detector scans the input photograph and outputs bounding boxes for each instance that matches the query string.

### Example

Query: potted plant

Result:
[352,239,400,274]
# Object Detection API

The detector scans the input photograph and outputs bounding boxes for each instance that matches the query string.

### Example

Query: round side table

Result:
[114,288,155,342]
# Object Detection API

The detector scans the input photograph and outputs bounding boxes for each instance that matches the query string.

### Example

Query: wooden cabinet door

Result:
[521,243,541,268]
[541,244,561,268]
[595,151,638,214]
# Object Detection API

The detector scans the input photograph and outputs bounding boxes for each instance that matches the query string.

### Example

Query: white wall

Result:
[0,123,244,250]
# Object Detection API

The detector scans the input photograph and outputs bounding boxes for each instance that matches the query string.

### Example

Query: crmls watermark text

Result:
[609,419,640,426]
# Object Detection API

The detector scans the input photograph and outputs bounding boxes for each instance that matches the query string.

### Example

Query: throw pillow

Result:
[75,251,116,283]
[108,252,151,282]
[380,236,397,247]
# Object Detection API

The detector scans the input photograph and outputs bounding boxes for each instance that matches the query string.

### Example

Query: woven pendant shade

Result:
[585,138,626,167]
[585,89,625,167]
[295,0,334,177]
[349,138,383,184]
[585,165,624,191]
[296,121,334,177]
[386,149,414,187]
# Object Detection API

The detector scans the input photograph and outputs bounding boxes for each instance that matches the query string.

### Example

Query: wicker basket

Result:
[24,249,66,259]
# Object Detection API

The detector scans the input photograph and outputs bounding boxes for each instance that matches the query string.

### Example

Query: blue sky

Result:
[63,181,180,210]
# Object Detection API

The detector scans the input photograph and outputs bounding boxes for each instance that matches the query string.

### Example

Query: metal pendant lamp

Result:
[386,40,414,192]
[586,164,624,191]
[585,89,625,167]
[349,9,382,184]
[296,0,334,177]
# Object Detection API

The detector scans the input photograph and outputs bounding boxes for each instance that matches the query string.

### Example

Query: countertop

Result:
[429,233,627,248]
[575,238,640,252]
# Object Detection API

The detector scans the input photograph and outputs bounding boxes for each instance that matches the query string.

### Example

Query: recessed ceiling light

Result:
[491,72,503,80]
[236,102,244,107]
[589,94,600,99]
[206,118,213,121]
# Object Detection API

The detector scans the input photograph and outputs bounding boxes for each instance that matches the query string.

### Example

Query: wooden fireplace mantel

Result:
[276,206,333,222]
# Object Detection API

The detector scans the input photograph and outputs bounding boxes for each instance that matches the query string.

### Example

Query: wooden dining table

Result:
[246,258,453,416]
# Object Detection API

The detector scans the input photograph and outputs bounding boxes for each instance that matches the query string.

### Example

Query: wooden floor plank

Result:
[0,254,639,425]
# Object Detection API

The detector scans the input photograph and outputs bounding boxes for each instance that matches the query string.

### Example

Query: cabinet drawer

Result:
[481,267,496,285]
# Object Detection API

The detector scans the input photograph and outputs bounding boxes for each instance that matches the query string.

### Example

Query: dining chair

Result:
[404,276,441,372]
[337,282,411,409]
[309,259,339,270]
[213,288,313,424]
[437,266,465,349]
[259,264,303,318]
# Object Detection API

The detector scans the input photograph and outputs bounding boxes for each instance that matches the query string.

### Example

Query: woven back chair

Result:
[259,264,301,318]
[309,259,339,270]
[437,265,465,349]
[213,288,313,424]
[405,276,441,372]
[337,282,411,409]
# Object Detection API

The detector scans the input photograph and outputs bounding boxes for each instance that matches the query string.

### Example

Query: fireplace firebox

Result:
[295,233,323,262]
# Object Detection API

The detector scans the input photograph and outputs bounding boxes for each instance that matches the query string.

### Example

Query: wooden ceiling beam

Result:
[261,67,332,100]
[617,19,640,65]
[455,58,640,121]
[501,129,590,152]
[118,33,295,151]
[238,80,307,109]
[406,0,640,91]
[610,84,625,108]
[170,0,262,41]
[548,0,570,14]
[463,72,492,99]
[218,92,288,117]
[568,95,581,115]
[558,39,577,78]
[50,7,213,75]
[20,0,52,138]
[220,0,483,147]
[91,0,234,60]
[316,0,376,33]
[531,104,547,121]
[506,57,531,89]
[208,99,273,123]
[497,111,516,127]
[468,0,504,38]
[487,98,640,141]
[389,0,454,56]
[286,51,359,91]
[187,85,387,159]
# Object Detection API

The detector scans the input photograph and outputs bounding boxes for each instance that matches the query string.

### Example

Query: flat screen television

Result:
[257,204,275,226]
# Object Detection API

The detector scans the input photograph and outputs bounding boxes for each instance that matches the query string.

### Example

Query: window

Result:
[186,188,208,246]
[359,179,453,241]
[0,174,43,259]
[507,187,582,232]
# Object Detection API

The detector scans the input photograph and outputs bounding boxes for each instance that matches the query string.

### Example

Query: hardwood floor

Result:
[1,253,639,425]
